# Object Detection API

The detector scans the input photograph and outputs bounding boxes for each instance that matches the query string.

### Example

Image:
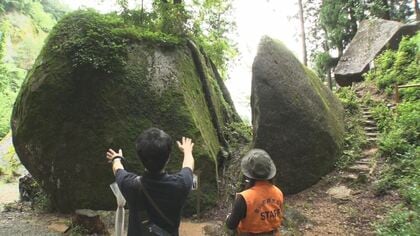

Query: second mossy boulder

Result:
[251,36,345,194]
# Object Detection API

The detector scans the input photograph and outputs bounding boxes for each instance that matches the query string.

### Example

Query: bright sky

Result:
[64,0,302,122]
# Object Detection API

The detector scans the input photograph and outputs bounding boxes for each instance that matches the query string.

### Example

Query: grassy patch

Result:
[364,33,419,235]
[335,88,367,169]
[0,145,22,183]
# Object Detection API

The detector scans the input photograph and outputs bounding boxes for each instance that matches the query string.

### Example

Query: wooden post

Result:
[394,84,399,103]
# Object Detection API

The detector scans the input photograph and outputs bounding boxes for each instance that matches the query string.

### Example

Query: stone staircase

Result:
[327,103,380,200]
[361,105,379,143]
[328,147,379,201]
[345,105,379,181]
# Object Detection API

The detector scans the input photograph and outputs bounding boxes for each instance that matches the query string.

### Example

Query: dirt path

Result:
[0,182,19,207]
[286,147,401,235]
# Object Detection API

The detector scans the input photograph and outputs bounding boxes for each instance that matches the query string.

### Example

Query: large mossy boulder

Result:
[251,36,345,194]
[11,11,239,213]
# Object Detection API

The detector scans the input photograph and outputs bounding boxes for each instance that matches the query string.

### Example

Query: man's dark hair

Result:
[136,128,172,173]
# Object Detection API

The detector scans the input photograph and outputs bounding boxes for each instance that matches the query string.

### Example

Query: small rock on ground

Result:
[326,186,352,200]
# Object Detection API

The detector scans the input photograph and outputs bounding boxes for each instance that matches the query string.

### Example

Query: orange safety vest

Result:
[237,181,284,235]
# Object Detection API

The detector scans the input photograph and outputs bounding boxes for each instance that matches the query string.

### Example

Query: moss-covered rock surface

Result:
[251,36,345,194]
[11,11,239,213]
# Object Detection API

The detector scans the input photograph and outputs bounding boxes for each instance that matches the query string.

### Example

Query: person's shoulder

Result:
[166,167,193,190]
[179,167,193,176]
[168,167,192,181]
[273,185,284,198]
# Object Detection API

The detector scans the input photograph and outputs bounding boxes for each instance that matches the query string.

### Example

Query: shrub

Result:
[371,103,393,132]
[335,88,366,169]
[364,33,419,92]
[375,204,420,235]
[336,87,359,113]
[368,33,420,234]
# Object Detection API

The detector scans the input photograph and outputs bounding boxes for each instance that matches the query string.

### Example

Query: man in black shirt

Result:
[106,128,195,235]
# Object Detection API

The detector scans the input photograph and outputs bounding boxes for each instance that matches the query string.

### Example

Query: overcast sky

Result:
[64,0,302,121]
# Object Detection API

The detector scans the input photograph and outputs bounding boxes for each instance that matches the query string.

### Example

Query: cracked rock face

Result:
[251,36,345,194]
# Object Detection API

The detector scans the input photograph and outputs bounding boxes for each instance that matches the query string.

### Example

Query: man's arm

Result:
[106,148,124,175]
[226,194,247,230]
[177,137,194,171]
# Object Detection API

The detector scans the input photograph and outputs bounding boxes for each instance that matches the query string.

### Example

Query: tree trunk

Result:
[298,0,308,66]
[327,68,333,90]
[382,0,391,20]
[415,0,420,21]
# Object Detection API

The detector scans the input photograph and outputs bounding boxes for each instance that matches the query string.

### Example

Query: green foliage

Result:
[372,104,419,236]
[190,0,238,77]
[0,0,33,12]
[45,10,185,74]
[364,33,420,93]
[336,87,359,113]
[0,62,27,137]
[33,190,53,212]
[313,51,334,80]
[152,1,190,36]
[368,0,413,22]
[371,103,393,132]
[40,0,69,20]
[0,0,63,32]
[46,10,128,74]
[116,0,237,78]
[0,145,21,182]
[368,35,419,233]
[377,101,419,157]
[27,1,56,32]
[375,204,420,235]
[223,121,252,150]
[319,0,362,54]
[335,88,366,168]
[336,112,366,169]
[0,21,24,137]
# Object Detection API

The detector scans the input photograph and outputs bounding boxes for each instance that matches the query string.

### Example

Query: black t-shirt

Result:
[116,167,193,236]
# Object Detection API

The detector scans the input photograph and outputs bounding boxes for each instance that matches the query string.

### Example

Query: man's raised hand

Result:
[177,137,194,153]
[106,148,123,162]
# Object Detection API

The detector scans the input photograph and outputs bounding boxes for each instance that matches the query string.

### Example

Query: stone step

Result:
[342,174,358,182]
[363,116,374,121]
[347,164,370,173]
[362,148,379,157]
[355,159,371,165]
[364,126,378,131]
[363,120,377,126]
[342,172,369,184]
[366,132,379,137]
[367,137,378,142]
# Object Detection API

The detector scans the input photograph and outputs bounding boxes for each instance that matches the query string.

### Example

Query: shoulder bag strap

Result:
[137,177,175,227]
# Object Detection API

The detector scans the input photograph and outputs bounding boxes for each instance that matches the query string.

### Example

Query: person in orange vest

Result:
[226,149,284,236]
